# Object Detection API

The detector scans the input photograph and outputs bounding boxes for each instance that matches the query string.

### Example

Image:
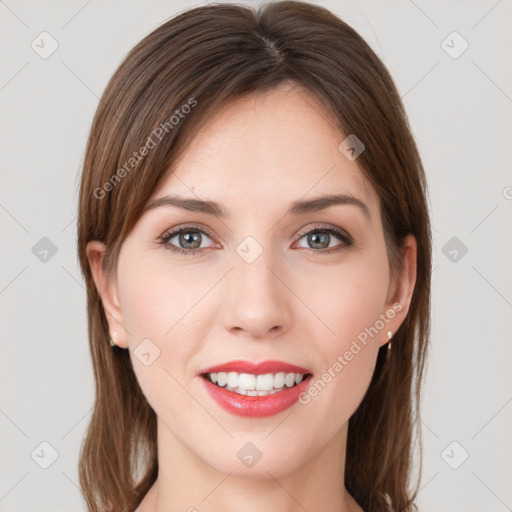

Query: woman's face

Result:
[87,83,416,479]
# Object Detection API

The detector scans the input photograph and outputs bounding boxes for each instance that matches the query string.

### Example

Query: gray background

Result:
[1,0,511,510]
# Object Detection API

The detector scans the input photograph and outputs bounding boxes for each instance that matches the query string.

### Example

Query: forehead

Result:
[150,84,378,219]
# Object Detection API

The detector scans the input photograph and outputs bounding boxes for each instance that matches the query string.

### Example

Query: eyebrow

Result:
[143,193,371,221]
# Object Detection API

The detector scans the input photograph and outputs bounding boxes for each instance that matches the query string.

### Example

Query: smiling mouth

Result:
[201,371,313,396]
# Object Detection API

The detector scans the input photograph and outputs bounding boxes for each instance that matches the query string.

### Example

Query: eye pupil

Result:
[309,232,329,249]
[180,230,201,249]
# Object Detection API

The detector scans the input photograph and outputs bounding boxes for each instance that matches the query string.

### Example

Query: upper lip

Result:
[199,359,312,375]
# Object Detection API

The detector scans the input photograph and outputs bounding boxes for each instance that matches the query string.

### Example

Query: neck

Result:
[138,417,363,512]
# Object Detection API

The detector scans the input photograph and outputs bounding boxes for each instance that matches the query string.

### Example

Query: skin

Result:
[86,82,417,512]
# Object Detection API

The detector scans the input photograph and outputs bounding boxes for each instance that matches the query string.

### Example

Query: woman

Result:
[77,1,432,511]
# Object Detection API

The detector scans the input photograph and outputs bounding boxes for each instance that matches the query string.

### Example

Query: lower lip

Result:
[200,374,313,417]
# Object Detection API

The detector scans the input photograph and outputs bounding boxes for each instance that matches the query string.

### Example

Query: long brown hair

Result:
[77,1,432,510]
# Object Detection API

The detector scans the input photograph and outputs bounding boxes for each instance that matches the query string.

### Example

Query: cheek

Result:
[117,256,203,405]
[303,247,390,349]
[297,251,389,412]
[119,254,205,342]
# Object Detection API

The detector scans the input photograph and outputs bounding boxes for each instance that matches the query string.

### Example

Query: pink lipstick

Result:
[199,359,313,418]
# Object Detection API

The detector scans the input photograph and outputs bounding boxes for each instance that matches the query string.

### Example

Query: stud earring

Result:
[109,335,117,347]
[386,330,392,351]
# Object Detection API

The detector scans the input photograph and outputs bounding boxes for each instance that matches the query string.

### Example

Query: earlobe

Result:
[85,241,128,348]
[380,234,417,347]
[395,234,417,309]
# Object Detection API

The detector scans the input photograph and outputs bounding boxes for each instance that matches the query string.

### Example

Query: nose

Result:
[220,253,292,340]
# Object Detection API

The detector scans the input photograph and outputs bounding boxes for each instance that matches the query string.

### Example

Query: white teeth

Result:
[227,372,238,388]
[256,373,274,391]
[274,372,285,388]
[284,373,296,387]
[225,387,282,396]
[217,372,227,387]
[238,373,256,390]
[206,370,309,394]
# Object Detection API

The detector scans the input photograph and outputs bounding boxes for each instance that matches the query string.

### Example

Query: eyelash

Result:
[156,223,353,257]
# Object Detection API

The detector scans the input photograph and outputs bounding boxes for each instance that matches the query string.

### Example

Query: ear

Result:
[379,234,417,348]
[85,240,128,349]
